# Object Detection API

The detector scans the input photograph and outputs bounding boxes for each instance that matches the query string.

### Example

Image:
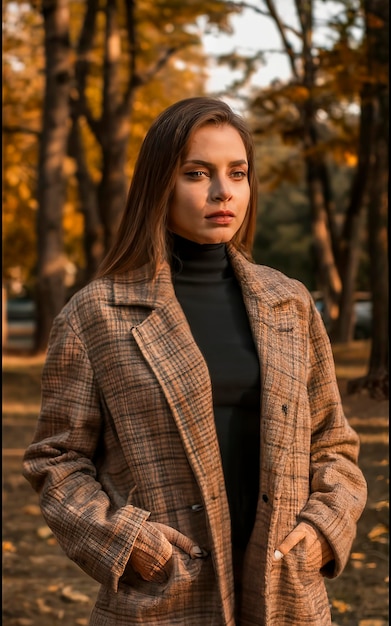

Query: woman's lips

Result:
[206,211,234,224]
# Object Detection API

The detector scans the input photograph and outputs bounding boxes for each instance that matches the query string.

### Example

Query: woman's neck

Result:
[171,234,231,281]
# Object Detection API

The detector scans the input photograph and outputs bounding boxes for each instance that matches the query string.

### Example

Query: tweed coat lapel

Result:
[130,302,226,498]
[228,247,304,624]
[228,247,300,497]
[112,263,226,497]
[112,263,234,624]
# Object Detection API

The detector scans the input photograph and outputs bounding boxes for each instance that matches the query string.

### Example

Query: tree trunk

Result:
[68,111,104,282]
[2,285,8,349]
[332,37,380,343]
[98,131,130,252]
[98,0,131,252]
[365,113,388,396]
[296,0,342,324]
[35,0,72,352]
[331,206,365,343]
[306,156,342,327]
[347,0,389,399]
[263,0,368,341]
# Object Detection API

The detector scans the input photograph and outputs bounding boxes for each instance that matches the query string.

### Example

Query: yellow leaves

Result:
[22,504,41,516]
[3,171,34,209]
[351,551,365,569]
[47,537,58,546]
[368,523,388,544]
[374,500,389,511]
[351,552,365,560]
[63,156,77,176]
[37,525,53,540]
[63,202,84,239]
[28,198,38,210]
[272,84,310,105]
[19,182,31,201]
[5,167,20,187]
[63,202,85,271]
[289,86,310,103]
[36,597,55,614]
[344,151,358,167]
[2,540,17,553]
[36,525,58,546]
[3,134,38,281]
[61,585,91,603]
[332,598,352,613]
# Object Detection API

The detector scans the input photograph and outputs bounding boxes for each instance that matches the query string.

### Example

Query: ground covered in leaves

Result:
[2,341,389,626]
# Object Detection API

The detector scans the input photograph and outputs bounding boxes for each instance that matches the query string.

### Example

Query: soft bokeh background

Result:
[2,1,389,624]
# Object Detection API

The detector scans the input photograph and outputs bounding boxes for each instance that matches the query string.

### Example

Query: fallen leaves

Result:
[374,500,389,511]
[61,585,91,604]
[368,524,389,544]
[332,598,352,613]
[37,525,53,540]
[3,540,17,553]
[23,504,41,516]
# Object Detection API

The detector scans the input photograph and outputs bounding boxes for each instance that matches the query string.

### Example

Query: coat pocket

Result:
[121,545,203,596]
[273,520,332,574]
[101,547,205,622]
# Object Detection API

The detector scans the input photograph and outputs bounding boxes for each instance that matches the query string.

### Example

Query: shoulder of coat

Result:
[54,277,115,331]
[229,247,312,305]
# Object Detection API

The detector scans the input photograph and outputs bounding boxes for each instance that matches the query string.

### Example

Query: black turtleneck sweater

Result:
[171,235,261,551]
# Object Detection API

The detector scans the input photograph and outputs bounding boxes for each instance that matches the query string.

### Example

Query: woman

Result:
[23,97,367,626]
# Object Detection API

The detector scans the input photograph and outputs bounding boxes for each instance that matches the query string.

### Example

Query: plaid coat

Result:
[23,246,367,625]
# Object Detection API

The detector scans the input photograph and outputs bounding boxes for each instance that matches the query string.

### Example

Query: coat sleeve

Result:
[298,297,368,578]
[22,313,150,592]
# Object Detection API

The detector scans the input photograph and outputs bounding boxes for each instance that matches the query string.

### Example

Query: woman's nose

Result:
[210,178,232,202]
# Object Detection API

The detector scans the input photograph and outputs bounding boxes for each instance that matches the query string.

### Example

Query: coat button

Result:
[262,494,269,503]
[190,503,204,512]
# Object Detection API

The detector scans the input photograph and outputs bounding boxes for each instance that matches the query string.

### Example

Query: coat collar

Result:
[110,244,297,313]
[111,262,175,309]
[227,245,299,311]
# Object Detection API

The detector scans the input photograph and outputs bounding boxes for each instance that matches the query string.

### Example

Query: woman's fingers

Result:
[274,521,317,561]
[126,521,207,584]
[152,522,208,558]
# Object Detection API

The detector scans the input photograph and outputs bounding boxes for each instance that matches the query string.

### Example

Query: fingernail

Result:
[191,546,203,557]
[191,546,208,558]
[274,550,284,561]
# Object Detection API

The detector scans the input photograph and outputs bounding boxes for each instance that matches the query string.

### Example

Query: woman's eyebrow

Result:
[182,159,248,167]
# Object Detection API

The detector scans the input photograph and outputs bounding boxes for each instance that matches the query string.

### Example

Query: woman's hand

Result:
[273,521,333,568]
[125,521,207,583]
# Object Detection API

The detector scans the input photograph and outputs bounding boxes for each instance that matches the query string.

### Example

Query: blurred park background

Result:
[2,2,389,625]
[2,0,388,400]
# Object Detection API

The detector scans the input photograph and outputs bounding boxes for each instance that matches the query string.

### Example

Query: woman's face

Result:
[168,124,250,245]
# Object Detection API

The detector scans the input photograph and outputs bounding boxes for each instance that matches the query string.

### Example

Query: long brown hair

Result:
[97,97,258,278]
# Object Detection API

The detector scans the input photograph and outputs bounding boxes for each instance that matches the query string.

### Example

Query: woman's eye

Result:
[231,171,247,179]
[185,171,209,179]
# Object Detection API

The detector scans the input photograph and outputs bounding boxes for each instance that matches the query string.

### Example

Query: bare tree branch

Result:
[263,0,299,78]
[75,0,100,141]
[122,1,180,110]
[136,46,180,87]
[226,0,302,40]
[123,0,137,110]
